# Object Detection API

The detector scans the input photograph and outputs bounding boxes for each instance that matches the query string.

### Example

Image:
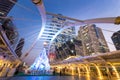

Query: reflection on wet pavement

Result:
[0,76,99,80]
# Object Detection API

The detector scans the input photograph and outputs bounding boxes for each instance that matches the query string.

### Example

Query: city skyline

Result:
[1,0,120,78]
[8,0,120,64]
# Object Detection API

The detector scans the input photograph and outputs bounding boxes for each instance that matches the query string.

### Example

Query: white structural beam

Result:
[23,0,47,58]
[82,17,116,25]
[51,50,120,65]
[47,14,120,54]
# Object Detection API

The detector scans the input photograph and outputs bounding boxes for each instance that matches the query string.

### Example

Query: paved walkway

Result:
[0,76,99,80]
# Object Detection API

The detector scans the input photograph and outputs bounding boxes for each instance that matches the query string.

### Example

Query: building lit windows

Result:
[111,30,120,50]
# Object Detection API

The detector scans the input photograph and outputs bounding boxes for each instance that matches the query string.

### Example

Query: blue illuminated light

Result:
[30,48,50,73]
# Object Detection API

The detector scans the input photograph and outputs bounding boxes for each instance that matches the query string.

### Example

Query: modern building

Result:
[111,30,120,50]
[0,0,17,17]
[78,24,109,56]
[0,0,19,47]
[54,26,77,60]
[15,38,25,57]
[0,18,20,61]
[46,14,77,61]
[1,18,19,46]
[74,37,83,56]
[55,37,76,60]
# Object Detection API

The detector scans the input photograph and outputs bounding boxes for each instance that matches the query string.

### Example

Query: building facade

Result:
[111,30,120,50]
[46,14,77,61]
[0,0,17,17]
[75,36,83,56]
[78,24,109,56]
[0,0,19,58]
[1,18,19,46]
[54,26,77,60]
[15,38,25,57]
[0,0,19,46]
[55,37,76,60]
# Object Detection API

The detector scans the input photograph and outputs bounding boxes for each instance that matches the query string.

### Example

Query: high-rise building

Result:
[46,14,76,61]
[55,38,76,60]
[78,24,109,56]
[111,30,120,50]
[15,38,25,57]
[0,0,17,17]
[74,37,83,56]
[1,18,19,46]
[54,26,77,60]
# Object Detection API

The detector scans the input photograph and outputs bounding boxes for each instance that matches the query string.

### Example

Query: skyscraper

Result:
[46,14,76,61]
[55,38,76,60]
[0,0,17,17]
[75,36,83,56]
[111,30,120,50]
[1,18,19,46]
[78,24,109,56]
[15,38,25,57]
